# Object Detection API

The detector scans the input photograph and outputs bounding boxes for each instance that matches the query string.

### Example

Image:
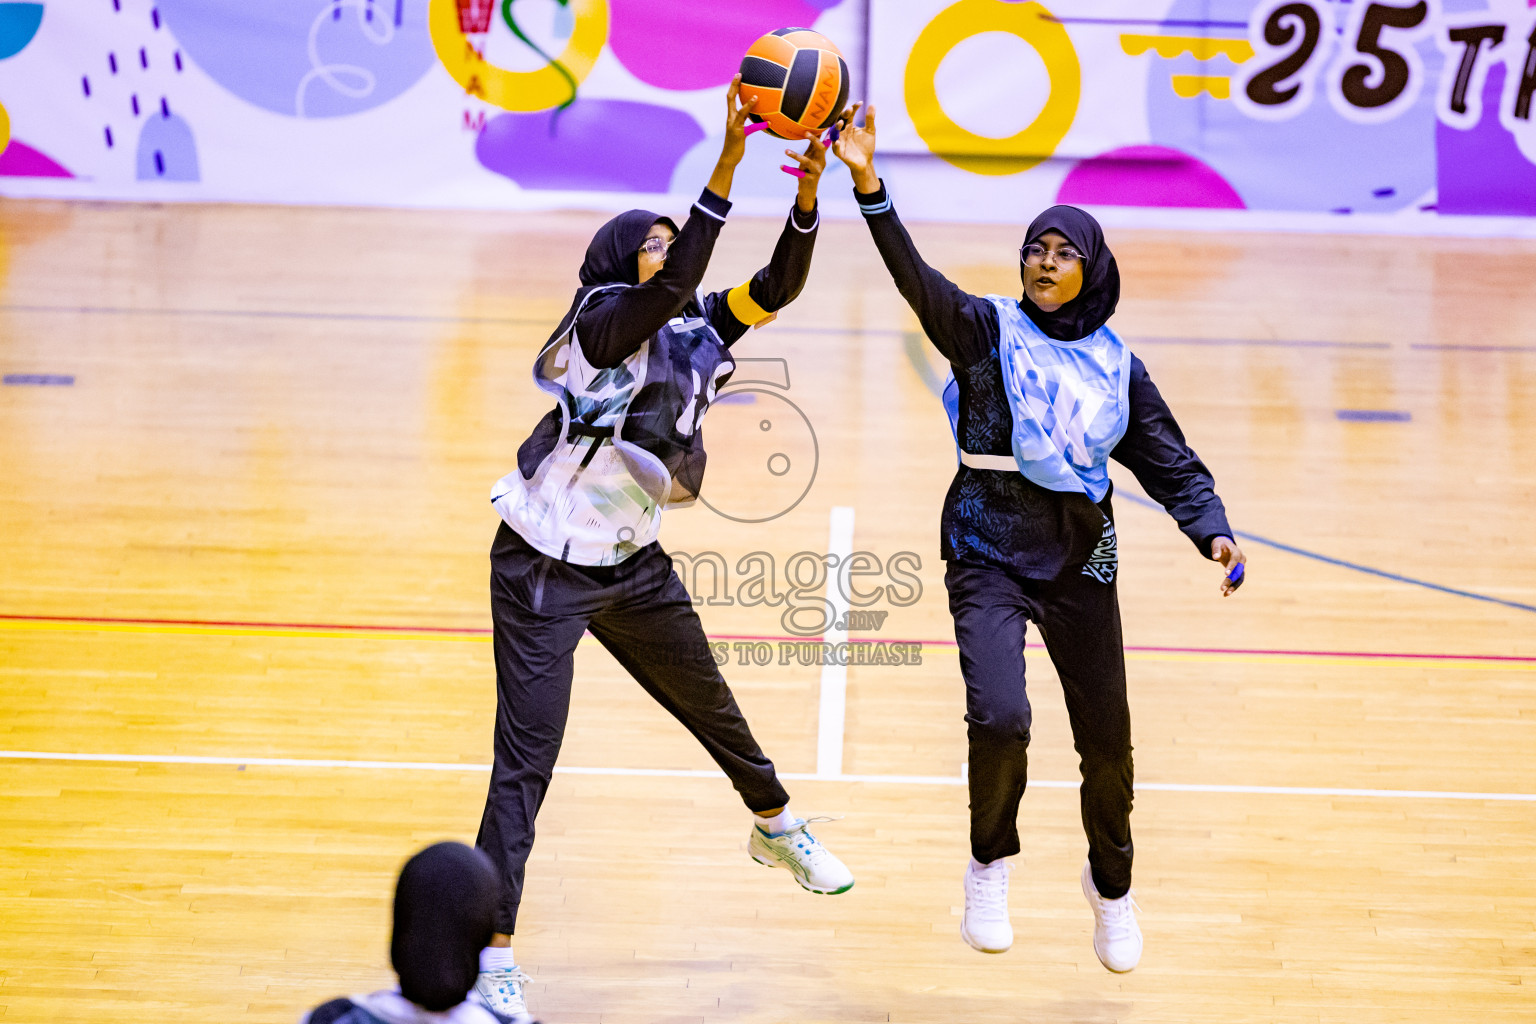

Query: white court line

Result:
[816,505,856,778]
[1,750,1533,802]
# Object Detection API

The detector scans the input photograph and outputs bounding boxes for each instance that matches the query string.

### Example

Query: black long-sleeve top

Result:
[856,181,1232,579]
[580,188,820,369]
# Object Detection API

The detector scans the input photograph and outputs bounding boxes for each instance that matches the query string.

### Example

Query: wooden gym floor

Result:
[0,197,1533,1023]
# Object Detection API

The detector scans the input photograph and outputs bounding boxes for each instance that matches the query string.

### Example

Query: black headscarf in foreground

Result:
[391,842,500,1012]
[541,209,683,352]
[1018,205,1121,342]
[577,208,680,287]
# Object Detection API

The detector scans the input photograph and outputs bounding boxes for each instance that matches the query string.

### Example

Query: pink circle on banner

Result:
[608,0,841,91]
[1057,145,1244,209]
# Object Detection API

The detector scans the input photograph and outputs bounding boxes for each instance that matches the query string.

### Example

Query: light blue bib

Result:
[943,296,1131,502]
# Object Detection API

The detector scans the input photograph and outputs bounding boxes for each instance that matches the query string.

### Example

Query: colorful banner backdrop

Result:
[0,0,1533,221]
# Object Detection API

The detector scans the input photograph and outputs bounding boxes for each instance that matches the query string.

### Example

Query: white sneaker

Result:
[961,858,1013,953]
[1081,859,1142,972]
[748,817,854,894]
[472,966,540,1024]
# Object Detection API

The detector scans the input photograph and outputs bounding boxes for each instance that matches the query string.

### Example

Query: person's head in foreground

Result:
[301,842,504,1024]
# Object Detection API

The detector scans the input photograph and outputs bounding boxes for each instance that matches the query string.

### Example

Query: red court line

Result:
[0,612,488,634]
[3,613,1534,664]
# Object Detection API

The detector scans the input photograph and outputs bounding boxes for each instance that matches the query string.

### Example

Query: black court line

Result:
[1117,493,1536,615]
[1130,336,1391,350]
[783,326,1394,349]
[899,332,1535,616]
[9,308,1500,355]
[1411,343,1536,352]
[1,308,1407,351]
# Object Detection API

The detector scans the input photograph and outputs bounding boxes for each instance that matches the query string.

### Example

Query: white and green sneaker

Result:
[472,966,540,1024]
[748,817,854,894]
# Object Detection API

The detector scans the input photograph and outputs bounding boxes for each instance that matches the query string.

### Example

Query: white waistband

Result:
[958,450,1018,472]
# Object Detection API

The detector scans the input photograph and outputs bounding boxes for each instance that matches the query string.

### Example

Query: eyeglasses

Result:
[638,236,671,259]
[1020,243,1086,268]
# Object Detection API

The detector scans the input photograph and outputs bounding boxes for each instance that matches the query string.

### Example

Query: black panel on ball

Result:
[739,55,788,90]
[782,48,820,122]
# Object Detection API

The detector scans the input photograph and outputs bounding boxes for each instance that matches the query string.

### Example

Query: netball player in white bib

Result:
[472,81,854,1024]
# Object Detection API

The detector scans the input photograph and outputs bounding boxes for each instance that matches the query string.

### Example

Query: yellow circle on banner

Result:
[429,0,609,112]
[903,0,1080,175]
[0,102,10,157]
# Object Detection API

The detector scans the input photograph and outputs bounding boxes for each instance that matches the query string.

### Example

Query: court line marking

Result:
[896,331,1535,616]
[0,750,1531,802]
[2,614,1532,667]
[0,303,550,327]
[817,506,855,777]
[1129,336,1390,350]
[1411,343,1536,352]
[9,305,1523,353]
[1116,494,1536,616]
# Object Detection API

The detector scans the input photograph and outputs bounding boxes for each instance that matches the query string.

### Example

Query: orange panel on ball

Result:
[778,29,839,54]
[744,33,798,67]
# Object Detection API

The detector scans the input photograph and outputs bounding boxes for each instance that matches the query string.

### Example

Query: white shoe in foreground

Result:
[748,818,854,894]
[472,966,541,1024]
[961,858,1013,953]
[1081,859,1142,972]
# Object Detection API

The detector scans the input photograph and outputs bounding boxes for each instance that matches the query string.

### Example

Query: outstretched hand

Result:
[718,74,757,169]
[783,132,829,211]
[707,75,757,200]
[831,102,878,192]
[1210,536,1247,597]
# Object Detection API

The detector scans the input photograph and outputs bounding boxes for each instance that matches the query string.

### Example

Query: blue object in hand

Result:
[1225,561,1245,590]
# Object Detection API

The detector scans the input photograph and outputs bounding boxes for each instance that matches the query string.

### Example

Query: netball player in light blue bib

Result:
[833,104,1246,973]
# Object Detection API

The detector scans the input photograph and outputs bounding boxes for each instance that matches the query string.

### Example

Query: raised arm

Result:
[579,189,732,367]
[832,104,995,367]
[1111,355,1246,593]
[701,133,833,344]
[580,77,757,368]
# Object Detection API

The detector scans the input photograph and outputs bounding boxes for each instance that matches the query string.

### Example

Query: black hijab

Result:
[391,842,500,1012]
[577,208,680,287]
[542,209,683,351]
[1017,205,1120,342]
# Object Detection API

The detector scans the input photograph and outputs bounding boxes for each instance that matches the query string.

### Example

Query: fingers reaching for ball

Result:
[783,140,825,177]
[831,102,879,192]
[787,134,828,207]
[727,74,756,130]
[719,74,757,169]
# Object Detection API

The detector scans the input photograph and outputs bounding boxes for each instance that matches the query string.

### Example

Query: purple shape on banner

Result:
[136,110,200,181]
[1057,145,1244,209]
[608,0,842,91]
[476,99,705,193]
[0,140,74,177]
[157,0,434,119]
[1435,66,1536,217]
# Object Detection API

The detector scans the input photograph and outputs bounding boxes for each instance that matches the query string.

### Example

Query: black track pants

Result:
[945,559,1134,899]
[476,523,791,934]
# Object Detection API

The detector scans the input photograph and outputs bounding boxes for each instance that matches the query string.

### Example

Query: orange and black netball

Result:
[738,28,850,140]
